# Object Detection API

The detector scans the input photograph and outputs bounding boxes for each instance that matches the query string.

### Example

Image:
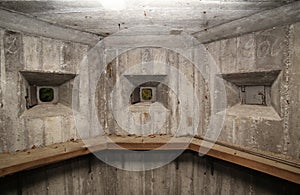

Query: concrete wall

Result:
[96,47,208,136]
[0,28,89,152]
[0,18,299,195]
[93,23,300,159]
[0,151,299,195]
[0,22,300,159]
[204,23,300,159]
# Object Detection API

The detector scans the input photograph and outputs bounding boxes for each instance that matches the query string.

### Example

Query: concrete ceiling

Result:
[0,0,296,37]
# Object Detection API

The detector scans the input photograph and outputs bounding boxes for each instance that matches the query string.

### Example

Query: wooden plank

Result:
[189,139,300,185]
[193,1,300,43]
[0,9,101,45]
[0,140,91,177]
[0,135,299,184]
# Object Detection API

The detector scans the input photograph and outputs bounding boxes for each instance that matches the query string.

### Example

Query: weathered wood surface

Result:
[0,135,299,184]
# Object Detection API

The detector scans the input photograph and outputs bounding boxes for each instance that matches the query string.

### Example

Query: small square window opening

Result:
[141,88,152,101]
[140,87,156,102]
[36,86,59,104]
[240,86,268,106]
[39,88,54,102]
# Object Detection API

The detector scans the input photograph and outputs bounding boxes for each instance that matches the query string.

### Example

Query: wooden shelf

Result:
[0,135,299,184]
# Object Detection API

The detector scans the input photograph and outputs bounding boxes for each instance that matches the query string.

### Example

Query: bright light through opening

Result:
[100,0,126,10]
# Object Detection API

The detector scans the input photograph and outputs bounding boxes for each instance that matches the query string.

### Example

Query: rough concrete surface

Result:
[0,28,88,151]
[0,4,299,194]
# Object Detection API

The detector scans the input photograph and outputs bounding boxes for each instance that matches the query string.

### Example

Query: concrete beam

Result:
[193,1,300,43]
[20,71,76,86]
[0,8,101,45]
[219,70,281,86]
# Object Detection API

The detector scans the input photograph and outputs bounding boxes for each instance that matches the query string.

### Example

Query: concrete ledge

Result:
[0,135,299,184]
[20,71,76,86]
[225,104,281,121]
[218,70,281,86]
[21,104,73,118]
